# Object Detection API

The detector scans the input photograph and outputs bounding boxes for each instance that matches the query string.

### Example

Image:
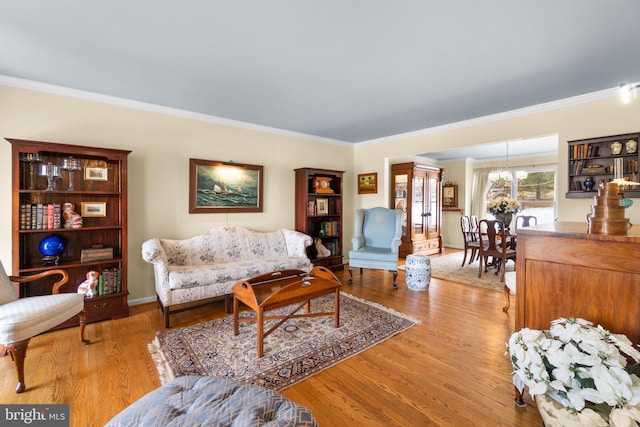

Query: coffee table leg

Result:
[257,308,264,358]
[334,289,340,328]
[233,295,239,336]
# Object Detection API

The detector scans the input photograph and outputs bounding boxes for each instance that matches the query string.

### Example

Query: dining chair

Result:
[515,215,537,232]
[460,216,482,266]
[478,219,516,282]
[0,261,89,393]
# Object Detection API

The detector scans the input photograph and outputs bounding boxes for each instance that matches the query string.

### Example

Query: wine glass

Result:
[61,157,82,190]
[19,152,41,189]
[38,162,62,191]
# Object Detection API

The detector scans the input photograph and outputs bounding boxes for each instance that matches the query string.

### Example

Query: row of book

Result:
[90,267,123,297]
[20,203,62,230]
[570,159,639,176]
[570,144,599,159]
[319,221,340,237]
[320,240,339,256]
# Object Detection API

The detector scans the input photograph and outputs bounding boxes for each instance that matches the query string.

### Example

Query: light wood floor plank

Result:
[0,250,542,426]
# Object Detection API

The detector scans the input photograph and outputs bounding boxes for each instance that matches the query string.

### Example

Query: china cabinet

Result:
[391,162,443,257]
[8,138,130,327]
[294,167,344,271]
[567,132,640,198]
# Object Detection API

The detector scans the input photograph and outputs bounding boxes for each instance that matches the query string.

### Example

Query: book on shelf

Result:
[80,247,114,263]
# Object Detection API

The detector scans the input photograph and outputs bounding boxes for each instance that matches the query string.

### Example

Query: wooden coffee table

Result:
[232,266,341,358]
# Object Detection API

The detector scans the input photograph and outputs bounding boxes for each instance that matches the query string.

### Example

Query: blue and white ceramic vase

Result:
[405,254,430,291]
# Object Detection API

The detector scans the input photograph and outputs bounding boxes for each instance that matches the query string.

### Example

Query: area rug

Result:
[401,251,513,292]
[148,293,418,391]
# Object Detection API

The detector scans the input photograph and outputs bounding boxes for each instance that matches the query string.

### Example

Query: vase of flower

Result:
[495,212,513,228]
[487,196,520,228]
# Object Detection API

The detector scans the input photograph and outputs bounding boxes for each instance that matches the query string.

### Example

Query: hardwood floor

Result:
[0,251,543,426]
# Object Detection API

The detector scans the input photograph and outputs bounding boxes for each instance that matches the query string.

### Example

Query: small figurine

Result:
[314,238,331,258]
[62,202,83,228]
[77,270,98,298]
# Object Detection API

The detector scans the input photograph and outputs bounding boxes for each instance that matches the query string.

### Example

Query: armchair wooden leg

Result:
[391,270,398,290]
[78,310,90,345]
[5,339,30,393]
[347,268,354,284]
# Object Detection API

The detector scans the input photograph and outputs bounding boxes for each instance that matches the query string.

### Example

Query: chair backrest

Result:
[460,216,475,243]
[515,215,538,231]
[478,219,508,253]
[355,207,402,249]
[0,261,18,305]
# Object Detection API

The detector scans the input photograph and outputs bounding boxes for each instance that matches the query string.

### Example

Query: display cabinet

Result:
[8,138,131,327]
[294,167,344,271]
[391,162,443,257]
[567,132,640,198]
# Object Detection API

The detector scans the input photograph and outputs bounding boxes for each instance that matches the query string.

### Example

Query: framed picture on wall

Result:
[357,172,377,194]
[443,184,458,209]
[189,158,263,213]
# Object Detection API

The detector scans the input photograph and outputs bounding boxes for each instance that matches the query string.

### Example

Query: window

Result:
[485,166,557,224]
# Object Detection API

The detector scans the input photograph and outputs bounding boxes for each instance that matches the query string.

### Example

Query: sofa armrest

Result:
[281,229,313,257]
[142,238,167,264]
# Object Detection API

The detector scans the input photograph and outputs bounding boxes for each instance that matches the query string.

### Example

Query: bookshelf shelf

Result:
[566,132,640,198]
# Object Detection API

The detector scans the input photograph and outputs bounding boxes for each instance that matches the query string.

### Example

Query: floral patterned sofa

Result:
[142,226,312,328]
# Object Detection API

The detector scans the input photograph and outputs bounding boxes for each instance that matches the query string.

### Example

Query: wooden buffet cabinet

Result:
[8,138,130,327]
[515,221,640,343]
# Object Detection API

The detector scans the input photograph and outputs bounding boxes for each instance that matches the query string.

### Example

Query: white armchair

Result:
[348,207,403,289]
[0,261,89,393]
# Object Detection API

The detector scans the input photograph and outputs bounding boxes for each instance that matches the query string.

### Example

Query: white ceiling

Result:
[1,1,639,143]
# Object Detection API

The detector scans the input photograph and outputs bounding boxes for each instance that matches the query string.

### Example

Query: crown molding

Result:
[358,88,618,146]
[0,74,351,147]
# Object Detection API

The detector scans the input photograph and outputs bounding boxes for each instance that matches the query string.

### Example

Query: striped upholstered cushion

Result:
[106,376,317,427]
[0,293,84,343]
[0,262,18,305]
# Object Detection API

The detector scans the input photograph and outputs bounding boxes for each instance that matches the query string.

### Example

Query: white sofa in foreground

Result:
[142,226,313,328]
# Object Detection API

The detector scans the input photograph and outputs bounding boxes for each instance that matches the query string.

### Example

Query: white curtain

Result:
[470,168,494,219]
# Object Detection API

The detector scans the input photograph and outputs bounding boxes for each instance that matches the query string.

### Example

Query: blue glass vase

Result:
[39,235,66,265]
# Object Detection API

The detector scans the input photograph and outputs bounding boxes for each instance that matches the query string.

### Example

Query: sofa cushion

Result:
[168,257,311,290]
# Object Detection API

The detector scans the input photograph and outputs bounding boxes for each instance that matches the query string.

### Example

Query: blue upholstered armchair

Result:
[348,207,403,289]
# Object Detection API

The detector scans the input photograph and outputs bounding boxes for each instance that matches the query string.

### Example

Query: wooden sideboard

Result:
[515,221,640,343]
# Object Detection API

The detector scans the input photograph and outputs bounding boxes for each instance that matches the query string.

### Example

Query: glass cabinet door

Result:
[427,175,438,238]
[412,175,426,239]
[393,174,408,238]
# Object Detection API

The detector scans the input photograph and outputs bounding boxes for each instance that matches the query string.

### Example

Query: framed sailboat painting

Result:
[189,158,264,213]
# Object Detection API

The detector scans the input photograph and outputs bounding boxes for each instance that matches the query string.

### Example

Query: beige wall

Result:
[0,85,354,303]
[353,94,640,246]
[3,84,640,304]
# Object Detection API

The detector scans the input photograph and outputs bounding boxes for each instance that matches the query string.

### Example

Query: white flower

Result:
[506,317,640,419]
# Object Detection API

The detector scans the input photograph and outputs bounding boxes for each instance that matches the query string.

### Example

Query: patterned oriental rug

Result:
[400,251,514,292]
[149,293,418,392]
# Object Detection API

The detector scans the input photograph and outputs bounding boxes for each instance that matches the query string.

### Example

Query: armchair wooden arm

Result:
[9,269,69,295]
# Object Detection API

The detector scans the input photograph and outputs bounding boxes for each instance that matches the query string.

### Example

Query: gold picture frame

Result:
[84,167,108,181]
[357,172,377,194]
[316,198,329,215]
[189,158,263,213]
[81,202,107,217]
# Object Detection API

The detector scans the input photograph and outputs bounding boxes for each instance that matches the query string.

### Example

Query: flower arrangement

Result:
[487,196,520,215]
[507,317,640,425]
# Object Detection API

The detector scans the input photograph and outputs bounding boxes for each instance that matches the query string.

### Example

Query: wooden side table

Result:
[232,266,341,358]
